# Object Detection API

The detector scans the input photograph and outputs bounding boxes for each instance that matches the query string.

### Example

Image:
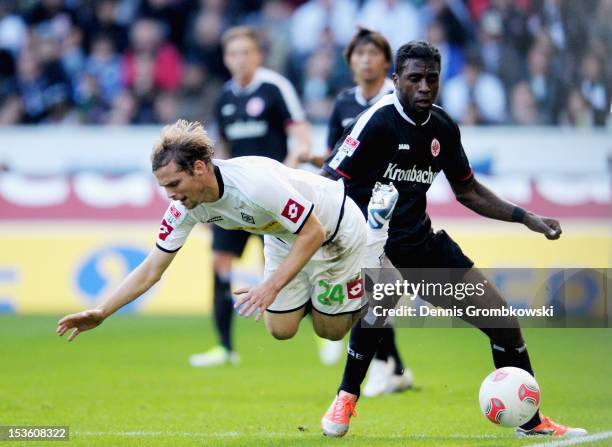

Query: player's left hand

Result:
[523,212,562,240]
[233,282,279,321]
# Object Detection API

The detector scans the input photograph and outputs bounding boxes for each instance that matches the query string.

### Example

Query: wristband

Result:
[512,206,526,223]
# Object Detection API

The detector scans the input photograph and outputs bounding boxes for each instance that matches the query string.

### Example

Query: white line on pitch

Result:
[527,431,612,447]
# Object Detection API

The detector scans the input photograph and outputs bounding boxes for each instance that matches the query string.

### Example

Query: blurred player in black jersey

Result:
[310,28,413,396]
[320,41,586,439]
[189,27,312,368]
[327,34,393,155]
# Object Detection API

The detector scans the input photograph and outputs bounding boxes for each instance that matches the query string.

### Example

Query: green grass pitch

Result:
[1,315,610,446]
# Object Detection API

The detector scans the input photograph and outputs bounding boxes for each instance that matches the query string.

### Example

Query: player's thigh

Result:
[386,229,474,270]
[263,306,307,340]
[387,231,522,341]
[263,236,312,339]
[309,204,367,332]
[388,229,474,309]
[311,308,360,341]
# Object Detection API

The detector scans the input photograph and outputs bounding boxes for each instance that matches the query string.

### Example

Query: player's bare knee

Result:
[263,308,304,340]
[268,325,298,340]
[312,312,354,340]
[313,324,348,341]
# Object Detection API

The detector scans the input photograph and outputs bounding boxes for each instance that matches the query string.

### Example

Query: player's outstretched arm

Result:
[450,177,562,240]
[234,212,326,320]
[56,248,177,341]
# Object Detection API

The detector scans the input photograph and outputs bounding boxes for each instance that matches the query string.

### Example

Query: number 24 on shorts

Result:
[317,280,345,306]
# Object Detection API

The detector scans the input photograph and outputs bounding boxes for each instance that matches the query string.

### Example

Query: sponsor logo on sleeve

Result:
[281,199,305,223]
[339,135,360,156]
[347,276,364,299]
[206,216,224,223]
[170,205,181,219]
[158,219,174,241]
[431,138,441,157]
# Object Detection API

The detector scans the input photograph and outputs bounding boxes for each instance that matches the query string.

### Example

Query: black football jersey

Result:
[323,93,473,246]
[216,67,305,162]
[326,78,395,150]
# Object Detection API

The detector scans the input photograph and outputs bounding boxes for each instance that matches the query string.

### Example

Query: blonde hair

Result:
[151,120,214,174]
[221,26,261,52]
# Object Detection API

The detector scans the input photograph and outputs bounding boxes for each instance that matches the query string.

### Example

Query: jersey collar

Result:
[213,164,225,200]
[230,67,264,96]
[355,78,395,107]
[392,92,432,126]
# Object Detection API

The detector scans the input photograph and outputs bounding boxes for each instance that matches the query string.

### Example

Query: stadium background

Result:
[0,1,610,446]
[0,0,609,315]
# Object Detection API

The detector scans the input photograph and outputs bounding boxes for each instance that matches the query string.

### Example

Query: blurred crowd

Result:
[0,0,610,127]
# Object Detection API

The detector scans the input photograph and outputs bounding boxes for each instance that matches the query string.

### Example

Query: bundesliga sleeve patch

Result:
[169,205,181,219]
[339,135,360,156]
[158,218,174,241]
[281,199,305,223]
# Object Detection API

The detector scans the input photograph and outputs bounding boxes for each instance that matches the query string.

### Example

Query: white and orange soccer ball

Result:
[478,367,541,427]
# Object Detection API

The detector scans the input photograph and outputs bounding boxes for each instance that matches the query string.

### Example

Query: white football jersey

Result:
[156,157,346,253]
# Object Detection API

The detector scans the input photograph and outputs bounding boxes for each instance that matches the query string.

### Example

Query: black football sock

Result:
[374,329,405,375]
[489,335,541,430]
[373,331,390,362]
[213,272,234,352]
[490,341,534,376]
[338,323,386,397]
[385,329,405,375]
[520,410,543,430]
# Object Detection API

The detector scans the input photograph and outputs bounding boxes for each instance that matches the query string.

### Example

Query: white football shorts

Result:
[265,196,367,315]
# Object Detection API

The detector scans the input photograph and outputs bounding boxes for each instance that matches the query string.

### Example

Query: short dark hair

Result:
[394,41,441,75]
[344,27,392,66]
[151,120,214,174]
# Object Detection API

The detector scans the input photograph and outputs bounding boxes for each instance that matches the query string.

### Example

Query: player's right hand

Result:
[56,309,105,342]
[523,213,562,240]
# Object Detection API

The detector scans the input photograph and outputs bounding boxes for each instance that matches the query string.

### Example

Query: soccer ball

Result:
[478,367,540,427]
